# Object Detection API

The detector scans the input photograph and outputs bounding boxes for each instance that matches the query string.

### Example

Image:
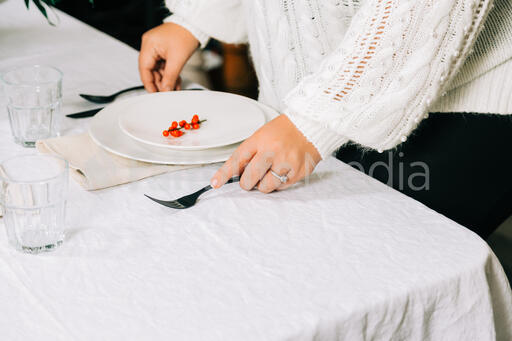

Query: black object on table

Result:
[145,176,241,209]
[66,107,104,119]
[79,85,145,104]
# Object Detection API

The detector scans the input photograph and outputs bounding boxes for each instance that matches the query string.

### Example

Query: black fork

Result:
[145,176,240,209]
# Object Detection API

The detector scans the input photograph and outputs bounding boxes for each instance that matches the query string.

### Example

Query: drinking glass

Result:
[1,65,62,147]
[0,155,68,254]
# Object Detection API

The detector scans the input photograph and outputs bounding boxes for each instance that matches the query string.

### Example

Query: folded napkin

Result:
[36,133,196,191]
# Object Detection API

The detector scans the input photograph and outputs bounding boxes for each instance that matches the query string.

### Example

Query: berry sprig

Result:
[163,114,206,137]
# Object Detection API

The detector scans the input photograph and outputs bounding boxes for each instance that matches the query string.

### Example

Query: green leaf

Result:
[32,0,52,25]
[32,0,47,17]
[25,0,94,25]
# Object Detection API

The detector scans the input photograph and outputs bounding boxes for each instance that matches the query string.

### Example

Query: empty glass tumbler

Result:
[0,155,68,254]
[1,65,62,147]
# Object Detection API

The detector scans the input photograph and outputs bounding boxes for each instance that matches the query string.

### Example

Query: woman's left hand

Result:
[210,115,322,193]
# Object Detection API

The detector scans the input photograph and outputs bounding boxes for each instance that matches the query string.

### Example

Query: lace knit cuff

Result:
[164,14,210,48]
[284,110,349,159]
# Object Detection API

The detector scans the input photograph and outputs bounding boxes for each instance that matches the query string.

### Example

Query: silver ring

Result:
[270,170,288,184]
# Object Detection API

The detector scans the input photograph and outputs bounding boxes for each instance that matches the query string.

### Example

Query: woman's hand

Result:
[211,115,322,193]
[139,23,199,93]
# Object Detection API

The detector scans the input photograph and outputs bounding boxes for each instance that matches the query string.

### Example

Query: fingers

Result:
[258,166,293,194]
[140,64,158,93]
[211,143,256,189]
[138,43,158,93]
[160,59,181,92]
[153,70,162,89]
[175,77,182,91]
[144,60,181,92]
[139,41,179,93]
[239,153,272,191]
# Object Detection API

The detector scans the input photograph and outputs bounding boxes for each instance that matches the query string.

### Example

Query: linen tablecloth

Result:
[1,1,511,340]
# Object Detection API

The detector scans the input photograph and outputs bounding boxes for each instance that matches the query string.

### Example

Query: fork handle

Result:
[113,85,203,97]
[226,176,241,185]
[195,176,241,196]
[113,85,145,97]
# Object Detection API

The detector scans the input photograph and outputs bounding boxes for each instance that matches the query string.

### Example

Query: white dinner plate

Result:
[89,92,278,165]
[118,91,266,151]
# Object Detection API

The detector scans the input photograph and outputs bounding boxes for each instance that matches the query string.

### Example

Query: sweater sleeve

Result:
[164,0,248,45]
[283,0,494,158]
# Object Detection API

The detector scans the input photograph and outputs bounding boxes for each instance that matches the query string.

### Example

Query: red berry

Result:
[176,130,184,137]
[184,123,191,130]
[192,123,200,130]
[170,130,178,137]
[191,115,199,124]
[171,121,178,129]
[163,130,170,137]
[179,120,187,127]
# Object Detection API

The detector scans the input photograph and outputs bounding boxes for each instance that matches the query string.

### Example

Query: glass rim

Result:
[0,65,63,87]
[0,154,69,185]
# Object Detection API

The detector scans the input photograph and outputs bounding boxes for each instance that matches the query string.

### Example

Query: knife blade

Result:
[66,107,103,119]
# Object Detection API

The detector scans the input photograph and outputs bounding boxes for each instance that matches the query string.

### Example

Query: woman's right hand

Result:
[139,22,199,93]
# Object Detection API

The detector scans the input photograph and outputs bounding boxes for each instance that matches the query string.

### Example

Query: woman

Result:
[139,0,512,238]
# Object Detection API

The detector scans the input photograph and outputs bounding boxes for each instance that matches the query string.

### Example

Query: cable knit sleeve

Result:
[164,0,248,46]
[283,0,494,158]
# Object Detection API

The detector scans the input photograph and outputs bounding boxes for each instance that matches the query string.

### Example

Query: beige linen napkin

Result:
[36,133,196,191]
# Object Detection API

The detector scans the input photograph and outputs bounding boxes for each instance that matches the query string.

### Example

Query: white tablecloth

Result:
[1,1,511,340]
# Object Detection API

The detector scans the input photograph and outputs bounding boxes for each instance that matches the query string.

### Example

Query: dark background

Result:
[56,0,170,50]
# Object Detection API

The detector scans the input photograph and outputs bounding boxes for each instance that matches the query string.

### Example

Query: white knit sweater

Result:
[164,0,512,157]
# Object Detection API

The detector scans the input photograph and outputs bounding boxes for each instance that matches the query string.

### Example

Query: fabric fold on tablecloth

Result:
[36,133,195,190]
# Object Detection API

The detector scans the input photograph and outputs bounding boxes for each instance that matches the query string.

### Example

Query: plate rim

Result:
[117,91,267,151]
[88,91,278,165]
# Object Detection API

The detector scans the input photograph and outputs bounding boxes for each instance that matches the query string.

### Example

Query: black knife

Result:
[66,107,104,119]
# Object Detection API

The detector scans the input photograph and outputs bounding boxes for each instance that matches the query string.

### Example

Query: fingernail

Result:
[211,178,218,188]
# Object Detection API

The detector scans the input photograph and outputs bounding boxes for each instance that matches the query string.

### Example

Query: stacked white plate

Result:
[89,91,278,165]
